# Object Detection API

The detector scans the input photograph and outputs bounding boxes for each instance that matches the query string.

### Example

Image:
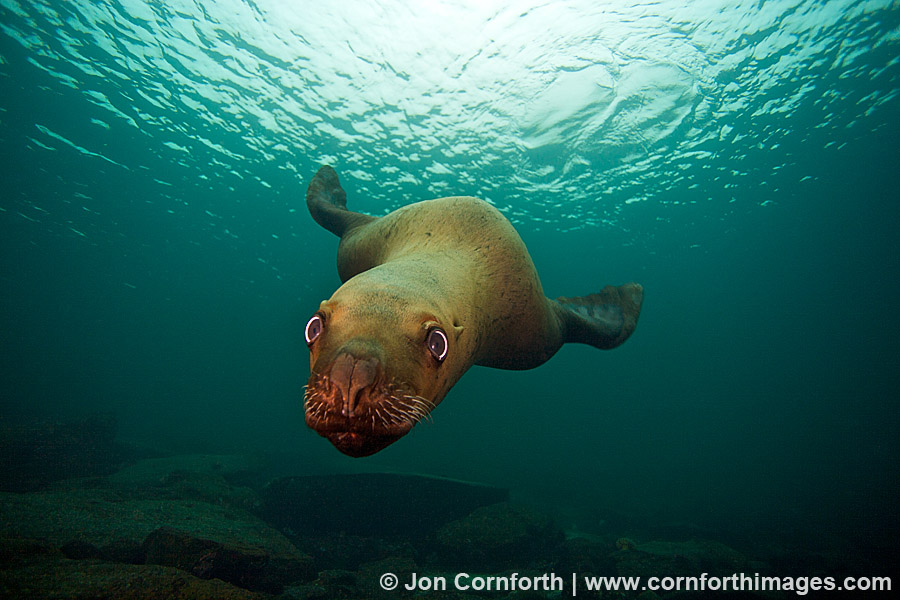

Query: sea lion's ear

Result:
[452,324,464,339]
[555,283,643,349]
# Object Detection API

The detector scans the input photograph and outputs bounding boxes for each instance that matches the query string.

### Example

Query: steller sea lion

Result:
[303,166,643,457]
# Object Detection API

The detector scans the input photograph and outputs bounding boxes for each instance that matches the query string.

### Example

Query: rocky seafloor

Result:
[0,415,890,599]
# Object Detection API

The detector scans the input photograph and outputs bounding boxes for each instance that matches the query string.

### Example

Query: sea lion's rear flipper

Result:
[555,283,643,349]
[307,165,376,237]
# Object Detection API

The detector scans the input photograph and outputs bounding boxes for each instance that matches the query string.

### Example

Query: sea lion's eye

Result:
[305,314,323,345]
[426,327,448,362]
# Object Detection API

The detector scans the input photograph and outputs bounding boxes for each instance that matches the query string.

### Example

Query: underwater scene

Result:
[1,0,898,598]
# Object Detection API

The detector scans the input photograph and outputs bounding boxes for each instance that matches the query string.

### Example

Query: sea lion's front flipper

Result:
[555,283,643,349]
[306,166,376,237]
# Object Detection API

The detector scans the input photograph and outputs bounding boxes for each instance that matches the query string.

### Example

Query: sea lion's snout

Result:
[304,351,434,457]
[328,353,378,418]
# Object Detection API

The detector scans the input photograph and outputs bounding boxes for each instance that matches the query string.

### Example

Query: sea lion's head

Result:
[302,281,467,457]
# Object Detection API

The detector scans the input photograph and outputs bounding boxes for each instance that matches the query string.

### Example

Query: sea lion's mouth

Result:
[321,431,403,458]
[303,372,434,457]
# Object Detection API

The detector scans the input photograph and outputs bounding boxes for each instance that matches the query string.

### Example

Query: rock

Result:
[98,538,144,565]
[108,455,262,511]
[143,526,313,593]
[109,454,260,485]
[60,540,103,560]
[613,539,762,579]
[262,473,508,537]
[429,502,564,571]
[1,488,247,548]
[280,581,329,599]
[616,537,637,551]
[292,532,416,571]
[357,556,418,598]
[0,484,313,592]
[0,558,267,600]
[556,536,617,574]
[0,413,128,492]
[312,569,360,598]
[0,536,61,564]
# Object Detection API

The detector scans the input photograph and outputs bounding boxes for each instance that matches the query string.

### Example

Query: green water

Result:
[2,0,898,564]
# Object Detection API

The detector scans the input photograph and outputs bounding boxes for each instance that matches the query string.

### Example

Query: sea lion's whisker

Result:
[394,406,423,425]
[386,410,407,426]
[400,401,429,423]
[382,401,413,426]
[394,397,423,420]
[403,394,436,410]
[374,407,388,427]
[399,394,434,423]
[305,403,321,421]
[406,401,432,419]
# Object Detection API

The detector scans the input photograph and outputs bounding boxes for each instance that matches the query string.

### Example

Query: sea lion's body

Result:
[337,196,562,370]
[303,166,642,457]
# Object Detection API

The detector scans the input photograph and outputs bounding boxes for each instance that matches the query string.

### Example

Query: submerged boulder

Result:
[0,483,313,593]
[613,538,764,579]
[109,454,261,486]
[0,558,267,600]
[143,526,312,593]
[291,531,416,571]
[261,473,508,537]
[557,535,618,575]
[429,502,564,571]
[108,454,262,510]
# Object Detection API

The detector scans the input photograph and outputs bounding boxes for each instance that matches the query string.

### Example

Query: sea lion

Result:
[303,166,643,457]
